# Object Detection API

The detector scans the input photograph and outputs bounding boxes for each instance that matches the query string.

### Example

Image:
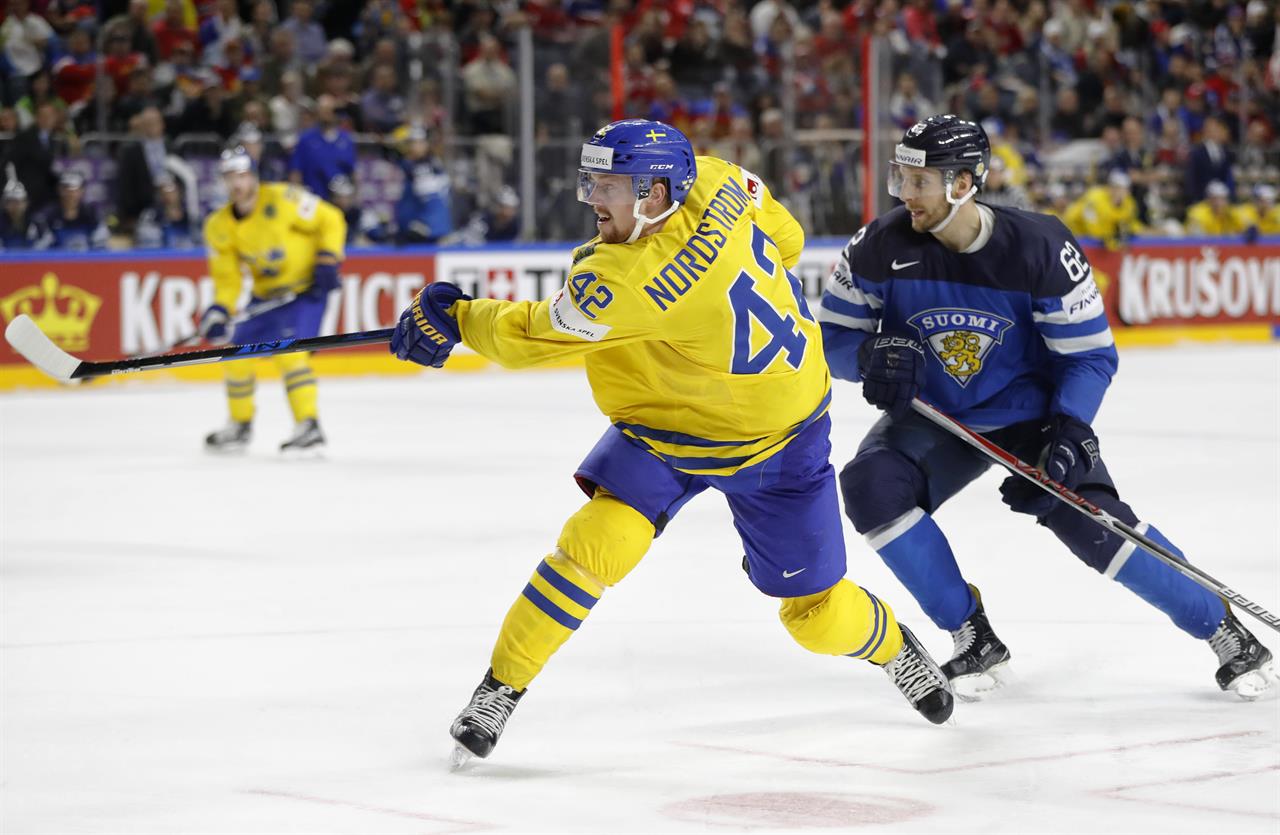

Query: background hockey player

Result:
[199,146,346,454]
[818,114,1275,702]
[389,119,955,765]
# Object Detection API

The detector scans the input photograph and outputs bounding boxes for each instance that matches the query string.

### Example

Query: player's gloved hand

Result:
[856,331,927,419]
[1000,414,1101,517]
[304,257,340,300]
[389,282,471,368]
[198,304,231,345]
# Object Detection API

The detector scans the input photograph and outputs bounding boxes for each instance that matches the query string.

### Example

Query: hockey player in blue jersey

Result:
[820,114,1276,701]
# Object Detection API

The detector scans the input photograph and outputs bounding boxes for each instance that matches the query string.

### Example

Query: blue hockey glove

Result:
[857,332,927,419]
[198,304,230,344]
[304,256,340,300]
[389,282,471,368]
[1000,414,1101,517]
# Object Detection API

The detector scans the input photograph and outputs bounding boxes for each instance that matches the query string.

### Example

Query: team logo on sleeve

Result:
[907,308,1014,388]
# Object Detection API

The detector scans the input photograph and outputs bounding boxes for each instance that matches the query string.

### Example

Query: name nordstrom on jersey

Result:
[642,175,754,312]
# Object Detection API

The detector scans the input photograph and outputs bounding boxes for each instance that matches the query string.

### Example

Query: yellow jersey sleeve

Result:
[455,251,660,369]
[739,165,805,269]
[203,209,244,312]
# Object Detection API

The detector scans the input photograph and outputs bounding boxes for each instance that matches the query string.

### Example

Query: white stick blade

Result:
[4,314,80,381]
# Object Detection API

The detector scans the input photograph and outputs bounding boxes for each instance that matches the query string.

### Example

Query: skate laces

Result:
[951,621,977,657]
[1208,619,1245,665]
[459,684,517,739]
[888,645,943,704]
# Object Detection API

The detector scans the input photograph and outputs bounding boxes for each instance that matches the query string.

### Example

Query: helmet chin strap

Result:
[626,197,682,243]
[928,177,977,234]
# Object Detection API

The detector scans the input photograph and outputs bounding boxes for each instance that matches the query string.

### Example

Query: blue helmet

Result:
[578,119,697,204]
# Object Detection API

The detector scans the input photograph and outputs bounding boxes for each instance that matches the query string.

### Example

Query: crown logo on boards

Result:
[0,272,102,351]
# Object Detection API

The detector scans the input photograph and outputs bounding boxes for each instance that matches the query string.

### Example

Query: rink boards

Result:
[2,237,1278,390]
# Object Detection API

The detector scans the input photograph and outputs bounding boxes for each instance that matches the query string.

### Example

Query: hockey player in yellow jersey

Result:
[200,146,347,453]
[1184,180,1248,236]
[389,119,954,765]
[1062,169,1142,249]
[1232,184,1280,238]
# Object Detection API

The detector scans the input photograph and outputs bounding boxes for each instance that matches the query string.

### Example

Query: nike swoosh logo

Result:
[782,568,807,578]
[891,259,920,270]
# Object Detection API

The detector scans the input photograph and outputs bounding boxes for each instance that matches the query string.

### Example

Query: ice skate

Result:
[941,585,1012,702]
[880,625,954,724]
[279,418,326,455]
[204,421,251,453]
[449,669,524,767]
[1208,610,1277,700]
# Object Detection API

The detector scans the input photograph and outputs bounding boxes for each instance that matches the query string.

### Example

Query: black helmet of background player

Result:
[888,114,991,232]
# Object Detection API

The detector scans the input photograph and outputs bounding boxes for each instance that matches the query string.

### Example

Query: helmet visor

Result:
[887,163,947,200]
[577,170,647,205]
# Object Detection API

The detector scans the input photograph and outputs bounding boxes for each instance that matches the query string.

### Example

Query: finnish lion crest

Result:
[907,308,1014,388]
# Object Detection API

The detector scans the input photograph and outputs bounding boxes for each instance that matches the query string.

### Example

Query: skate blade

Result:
[449,744,474,771]
[951,661,1011,702]
[204,442,250,455]
[279,444,326,459]
[1228,660,1278,702]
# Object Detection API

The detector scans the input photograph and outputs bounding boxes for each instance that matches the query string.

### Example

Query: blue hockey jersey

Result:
[819,204,1118,430]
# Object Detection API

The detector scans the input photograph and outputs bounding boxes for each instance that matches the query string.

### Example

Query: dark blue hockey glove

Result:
[304,256,341,300]
[1000,414,1101,517]
[198,304,230,344]
[857,332,927,419]
[389,282,471,368]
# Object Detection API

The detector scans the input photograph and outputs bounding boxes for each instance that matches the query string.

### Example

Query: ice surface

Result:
[2,344,1278,834]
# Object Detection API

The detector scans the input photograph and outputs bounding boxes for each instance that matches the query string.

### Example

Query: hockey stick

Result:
[5,314,392,382]
[910,398,1280,634]
[126,294,303,360]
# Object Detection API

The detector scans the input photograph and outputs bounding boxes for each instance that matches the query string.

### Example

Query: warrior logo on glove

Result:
[411,294,451,346]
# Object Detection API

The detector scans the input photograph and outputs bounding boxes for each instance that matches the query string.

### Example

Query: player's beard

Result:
[905,199,946,232]
[595,209,636,244]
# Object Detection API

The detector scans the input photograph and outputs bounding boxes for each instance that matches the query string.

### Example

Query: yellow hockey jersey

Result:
[1184,201,1247,236]
[1063,185,1142,247]
[203,183,347,312]
[454,156,829,476]
[1233,203,1280,235]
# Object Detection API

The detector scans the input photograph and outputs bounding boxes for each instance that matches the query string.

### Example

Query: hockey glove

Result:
[857,332,927,419]
[390,282,471,368]
[304,256,341,301]
[1000,414,1101,518]
[198,304,231,344]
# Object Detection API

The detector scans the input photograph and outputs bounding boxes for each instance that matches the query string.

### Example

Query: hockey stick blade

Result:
[910,398,1280,634]
[5,314,82,381]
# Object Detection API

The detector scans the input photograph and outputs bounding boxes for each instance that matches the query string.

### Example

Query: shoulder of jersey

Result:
[203,203,232,235]
[566,237,640,285]
[989,204,1083,295]
[843,205,911,275]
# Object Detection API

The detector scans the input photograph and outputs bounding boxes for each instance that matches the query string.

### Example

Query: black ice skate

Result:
[204,421,251,452]
[449,669,524,768]
[279,418,325,454]
[880,625,954,724]
[1208,609,1277,700]
[941,584,1012,702]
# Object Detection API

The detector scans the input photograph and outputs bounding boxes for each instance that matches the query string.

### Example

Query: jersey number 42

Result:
[728,224,814,374]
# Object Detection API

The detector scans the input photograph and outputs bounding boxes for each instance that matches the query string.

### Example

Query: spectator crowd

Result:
[1,0,1278,252]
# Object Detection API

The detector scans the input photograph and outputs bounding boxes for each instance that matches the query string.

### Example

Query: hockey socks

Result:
[869,508,976,632]
[779,579,903,664]
[1105,523,1226,639]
